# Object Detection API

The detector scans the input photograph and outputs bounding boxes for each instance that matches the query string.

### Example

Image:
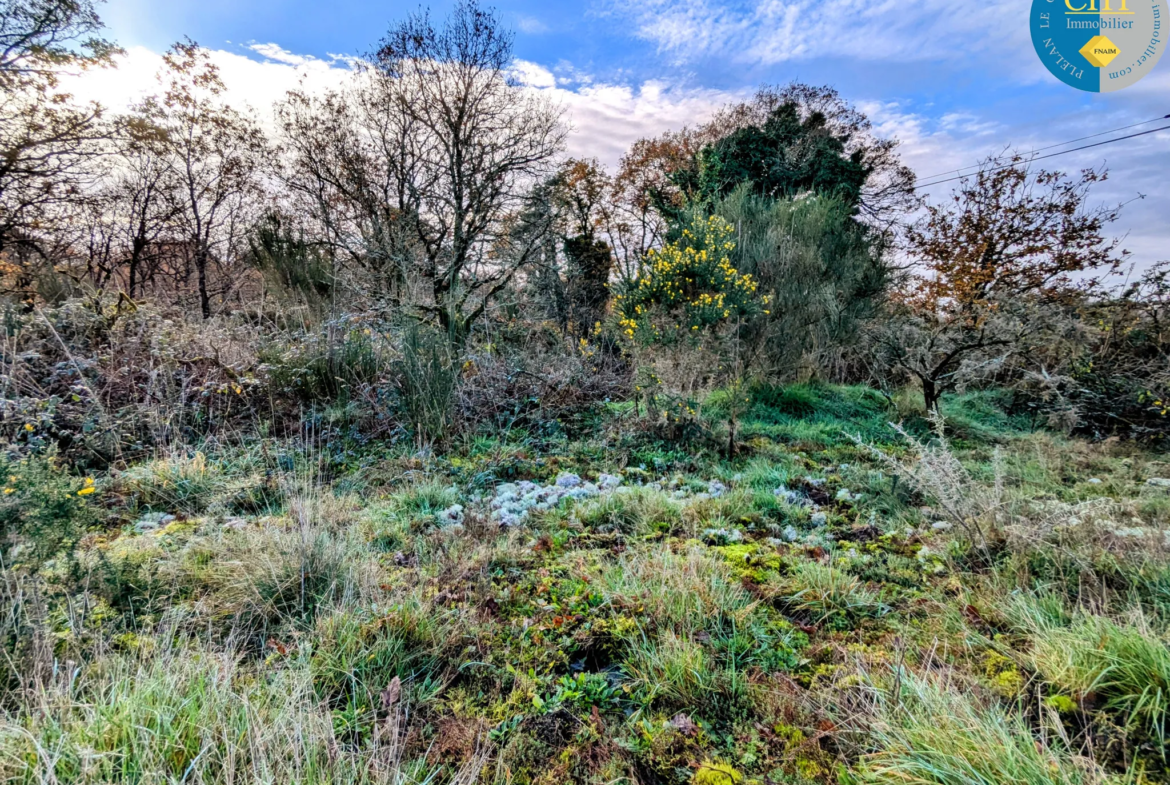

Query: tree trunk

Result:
[922,377,940,411]
[196,247,211,319]
[128,236,146,297]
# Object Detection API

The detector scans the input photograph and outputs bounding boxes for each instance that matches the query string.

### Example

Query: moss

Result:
[982,650,1025,698]
[716,543,782,583]
[795,757,826,781]
[694,760,743,785]
[1044,694,1078,714]
[772,723,805,746]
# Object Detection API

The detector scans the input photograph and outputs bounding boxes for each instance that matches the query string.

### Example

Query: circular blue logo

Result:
[1031,0,1166,91]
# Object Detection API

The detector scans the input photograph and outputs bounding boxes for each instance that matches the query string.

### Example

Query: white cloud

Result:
[600,0,1029,66]
[57,43,356,131]
[517,15,550,34]
[939,113,1002,136]
[557,79,739,164]
[512,59,558,89]
[63,43,734,169]
[246,42,312,66]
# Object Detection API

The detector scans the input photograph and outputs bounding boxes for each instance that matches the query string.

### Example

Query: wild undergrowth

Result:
[2,383,1169,784]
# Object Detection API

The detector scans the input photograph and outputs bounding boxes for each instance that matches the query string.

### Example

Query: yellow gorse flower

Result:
[616,214,768,343]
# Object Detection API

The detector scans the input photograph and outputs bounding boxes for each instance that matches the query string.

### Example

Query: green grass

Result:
[1008,597,1170,753]
[781,557,887,626]
[0,640,473,785]
[857,671,1122,785]
[4,385,1170,784]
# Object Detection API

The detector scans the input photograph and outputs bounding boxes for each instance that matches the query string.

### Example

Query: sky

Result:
[74,0,1169,271]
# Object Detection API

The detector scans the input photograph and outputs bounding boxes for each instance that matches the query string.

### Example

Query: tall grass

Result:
[0,639,485,785]
[857,671,1118,785]
[397,324,457,447]
[783,558,886,624]
[597,547,799,717]
[1007,597,1170,753]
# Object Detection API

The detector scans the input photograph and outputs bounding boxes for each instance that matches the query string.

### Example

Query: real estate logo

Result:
[1031,0,1165,91]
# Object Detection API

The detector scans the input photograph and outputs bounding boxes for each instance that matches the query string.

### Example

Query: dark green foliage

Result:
[681,103,870,213]
[247,215,334,310]
[749,382,819,418]
[715,188,890,374]
[562,233,612,336]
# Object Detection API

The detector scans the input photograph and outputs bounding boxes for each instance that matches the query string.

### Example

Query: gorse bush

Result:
[0,451,98,571]
[615,214,766,345]
[716,188,890,376]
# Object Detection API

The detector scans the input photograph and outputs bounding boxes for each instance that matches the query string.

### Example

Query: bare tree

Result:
[277,80,423,303]
[279,1,564,341]
[0,0,118,287]
[144,41,269,318]
[73,113,182,298]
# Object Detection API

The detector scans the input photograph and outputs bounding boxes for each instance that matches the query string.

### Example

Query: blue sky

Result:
[94,0,1169,268]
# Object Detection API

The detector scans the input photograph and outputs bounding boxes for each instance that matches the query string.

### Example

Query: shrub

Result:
[0,451,99,570]
[261,324,389,403]
[0,298,266,467]
[860,411,1004,555]
[615,212,769,453]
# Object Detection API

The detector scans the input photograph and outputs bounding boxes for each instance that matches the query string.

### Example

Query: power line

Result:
[918,113,1170,181]
[915,122,1170,190]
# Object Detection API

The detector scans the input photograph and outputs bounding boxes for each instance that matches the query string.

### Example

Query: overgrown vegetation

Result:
[2,1,1168,783]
